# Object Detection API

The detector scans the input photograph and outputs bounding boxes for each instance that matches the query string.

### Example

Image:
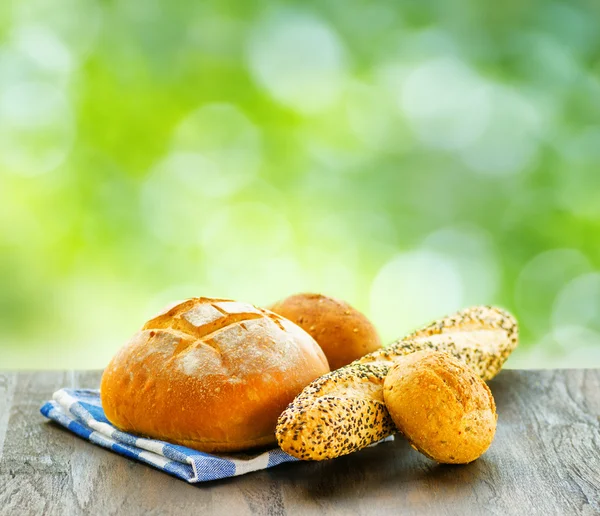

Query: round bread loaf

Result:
[100,297,330,453]
[383,351,497,464]
[269,293,382,370]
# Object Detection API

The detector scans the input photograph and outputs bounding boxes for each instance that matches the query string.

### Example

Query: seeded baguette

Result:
[276,305,518,460]
[357,305,518,381]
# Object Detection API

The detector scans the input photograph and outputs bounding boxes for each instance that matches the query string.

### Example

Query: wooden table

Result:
[1,370,599,515]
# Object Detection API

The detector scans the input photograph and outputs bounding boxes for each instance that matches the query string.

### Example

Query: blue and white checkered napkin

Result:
[40,389,299,482]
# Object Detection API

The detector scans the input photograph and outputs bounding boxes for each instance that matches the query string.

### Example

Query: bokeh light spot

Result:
[296,213,364,303]
[552,272,600,333]
[555,127,600,219]
[421,226,499,305]
[507,328,600,369]
[142,153,221,244]
[460,86,542,176]
[399,57,490,150]
[0,81,74,176]
[15,0,103,59]
[171,103,262,195]
[552,326,600,361]
[200,203,297,304]
[515,249,592,336]
[370,250,464,342]
[142,103,262,244]
[200,202,292,262]
[247,9,346,114]
[346,80,412,153]
[12,25,73,80]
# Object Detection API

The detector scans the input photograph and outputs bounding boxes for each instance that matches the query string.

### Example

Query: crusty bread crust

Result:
[100,297,330,453]
[276,305,517,460]
[384,351,497,464]
[269,293,382,370]
[276,363,395,460]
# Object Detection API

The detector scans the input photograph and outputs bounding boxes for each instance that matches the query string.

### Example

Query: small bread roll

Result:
[383,351,497,464]
[269,293,382,370]
[101,297,330,453]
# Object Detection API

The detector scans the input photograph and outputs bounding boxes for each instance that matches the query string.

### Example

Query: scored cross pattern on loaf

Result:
[143,298,287,354]
[100,297,331,453]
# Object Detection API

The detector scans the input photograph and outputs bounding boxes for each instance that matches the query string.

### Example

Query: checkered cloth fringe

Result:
[40,388,298,482]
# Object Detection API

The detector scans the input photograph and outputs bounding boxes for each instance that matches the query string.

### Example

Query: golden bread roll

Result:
[276,305,517,460]
[269,293,382,370]
[383,351,497,464]
[101,297,330,453]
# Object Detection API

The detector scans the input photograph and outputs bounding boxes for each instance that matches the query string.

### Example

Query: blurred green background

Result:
[1,0,600,369]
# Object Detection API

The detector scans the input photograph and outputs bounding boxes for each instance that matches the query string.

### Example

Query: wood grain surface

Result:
[0,370,599,515]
